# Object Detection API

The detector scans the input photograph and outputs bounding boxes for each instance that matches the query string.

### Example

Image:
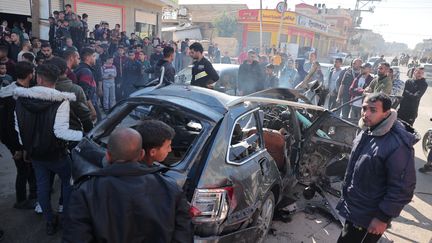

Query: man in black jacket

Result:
[189,42,219,88]
[398,67,428,125]
[238,50,265,95]
[63,128,193,243]
[15,64,83,235]
[0,62,36,209]
[154,46,176,85]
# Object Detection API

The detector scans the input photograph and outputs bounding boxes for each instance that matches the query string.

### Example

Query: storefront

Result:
[238,9,297,49]
[74,0,125,31]
[238,9,344,57]
[135,10,158,39]
[1,0,31,16]
[0,0,32,37]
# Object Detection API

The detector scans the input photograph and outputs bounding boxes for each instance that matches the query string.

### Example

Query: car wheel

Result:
[255,192,275,243]
[423,129,432,158]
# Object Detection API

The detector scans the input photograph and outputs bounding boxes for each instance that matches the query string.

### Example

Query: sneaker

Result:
[35,202,43,214]
[419,164,432,173]
[58,204,63,214]
[46,217,58,236]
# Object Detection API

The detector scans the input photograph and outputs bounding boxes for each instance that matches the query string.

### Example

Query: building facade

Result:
[5,0,177,41]
[237,3,352,57]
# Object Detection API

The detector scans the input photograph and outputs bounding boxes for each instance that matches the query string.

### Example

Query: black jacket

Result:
[63,162,193,243]
[56,77,94,133]
[238,60,265,95]
[191,57,219,87]
[155,59,176,85]
[398,78,428,118]
[14,86,82,161]
[0,82,24,153]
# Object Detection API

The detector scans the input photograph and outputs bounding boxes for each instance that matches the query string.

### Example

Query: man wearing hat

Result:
[348,62,373,119]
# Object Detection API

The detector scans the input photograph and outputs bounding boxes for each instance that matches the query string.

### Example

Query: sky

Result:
[179,0,432,49]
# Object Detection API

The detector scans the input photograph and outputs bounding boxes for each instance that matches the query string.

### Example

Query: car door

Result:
[296,110,359,195]
[221,108,281,223]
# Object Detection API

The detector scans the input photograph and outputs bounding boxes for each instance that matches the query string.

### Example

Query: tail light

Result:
[190,187,233,223]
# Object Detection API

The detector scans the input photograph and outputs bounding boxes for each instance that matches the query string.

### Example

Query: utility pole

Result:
[276,0,287,50]
[348,0,381,51]
[353,0,381,26]
[259,0,263,54]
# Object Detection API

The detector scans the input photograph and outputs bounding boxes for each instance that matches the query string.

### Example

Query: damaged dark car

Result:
[71,85,359,242]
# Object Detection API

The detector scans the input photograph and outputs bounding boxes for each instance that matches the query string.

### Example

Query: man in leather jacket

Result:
[63,128,193,243]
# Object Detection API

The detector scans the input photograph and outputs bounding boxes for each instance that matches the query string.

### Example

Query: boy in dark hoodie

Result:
[154,46,176,85]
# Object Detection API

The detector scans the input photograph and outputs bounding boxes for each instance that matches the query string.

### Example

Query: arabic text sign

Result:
[297,15,328,33]
[238,9,259,22]
[238,10,296,25]
[260,10,296,25]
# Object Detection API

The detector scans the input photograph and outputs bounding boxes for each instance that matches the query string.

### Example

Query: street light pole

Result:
[259,0,263,54]
[277,0,287,50]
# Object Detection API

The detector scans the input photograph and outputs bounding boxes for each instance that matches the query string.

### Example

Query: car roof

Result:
[132,85,325,117]
[133,84,237,115]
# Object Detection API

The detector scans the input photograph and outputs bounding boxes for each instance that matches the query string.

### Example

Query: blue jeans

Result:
[103,79,116,110]
[32,155,72,222]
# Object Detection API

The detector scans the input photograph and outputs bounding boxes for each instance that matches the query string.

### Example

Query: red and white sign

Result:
[238,9,259,22]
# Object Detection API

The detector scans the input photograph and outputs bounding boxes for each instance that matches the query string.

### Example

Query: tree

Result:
[213,12,237,38]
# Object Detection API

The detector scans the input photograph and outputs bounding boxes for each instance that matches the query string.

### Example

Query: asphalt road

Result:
[0,66,431,243]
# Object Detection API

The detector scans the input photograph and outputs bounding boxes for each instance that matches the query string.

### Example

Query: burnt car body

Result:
[71,85,359,242]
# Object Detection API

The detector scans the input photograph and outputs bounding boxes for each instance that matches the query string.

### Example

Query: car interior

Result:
[97,103,204,166]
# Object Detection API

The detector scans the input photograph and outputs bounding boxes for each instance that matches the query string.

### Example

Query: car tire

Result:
[423,129,432,158]
[254,192,275,243]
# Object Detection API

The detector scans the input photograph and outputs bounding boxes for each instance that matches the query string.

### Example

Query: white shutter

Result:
[135,10,157,25]
[75,2,122,31]
[0,0,31,15]
[50,0,64,12]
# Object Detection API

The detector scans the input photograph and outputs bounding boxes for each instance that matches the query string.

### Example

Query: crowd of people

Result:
[0,5,224,241]
[0,4,430,243]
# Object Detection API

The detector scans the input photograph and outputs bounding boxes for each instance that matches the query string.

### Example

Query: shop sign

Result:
[260,10,296,24]
[297,15,328,33]
[238,9,259,22]
[238,9,296,25]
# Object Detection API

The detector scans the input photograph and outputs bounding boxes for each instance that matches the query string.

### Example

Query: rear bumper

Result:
[194,226,262,243]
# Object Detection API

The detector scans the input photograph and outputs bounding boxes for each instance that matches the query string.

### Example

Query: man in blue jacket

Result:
[337,93,417,243]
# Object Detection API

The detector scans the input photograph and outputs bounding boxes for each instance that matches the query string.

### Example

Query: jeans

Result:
[337,221,382,243]
[32,155,72,222]
[103,79,116,110]
[14,158,37,203]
